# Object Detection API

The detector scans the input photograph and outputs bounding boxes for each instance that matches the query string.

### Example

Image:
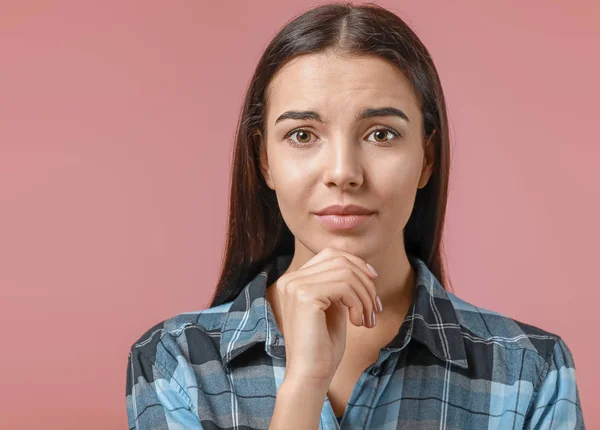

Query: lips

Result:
[314,204,374,216]
[315,213,373,231]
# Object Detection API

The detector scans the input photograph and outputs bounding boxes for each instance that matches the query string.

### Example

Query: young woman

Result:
[126,3,584,429]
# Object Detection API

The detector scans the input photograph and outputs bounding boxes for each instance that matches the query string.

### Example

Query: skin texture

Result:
[258,49,437,419]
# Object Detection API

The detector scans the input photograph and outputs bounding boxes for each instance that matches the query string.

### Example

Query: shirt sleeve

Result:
[126,346,203,430]
[524,337,585,429]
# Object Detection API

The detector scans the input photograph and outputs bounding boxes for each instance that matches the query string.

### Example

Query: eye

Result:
[285,128,316,147]
[366,128,401,144]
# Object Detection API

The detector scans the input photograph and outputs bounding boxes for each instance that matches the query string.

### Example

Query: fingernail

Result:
[376,296,383,313]
[371,310,376,327]
[366,263,378,277]
[361,314,365,326]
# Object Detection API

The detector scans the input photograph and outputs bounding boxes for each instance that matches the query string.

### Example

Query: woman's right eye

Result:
[285,128,316,147]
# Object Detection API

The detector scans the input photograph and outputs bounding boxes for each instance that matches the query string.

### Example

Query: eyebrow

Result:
[274,107,410,125]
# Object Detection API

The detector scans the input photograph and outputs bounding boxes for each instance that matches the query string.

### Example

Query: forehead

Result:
[265,52,421,122]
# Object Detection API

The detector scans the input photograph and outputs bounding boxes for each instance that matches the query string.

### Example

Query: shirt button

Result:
[371,366,381,376]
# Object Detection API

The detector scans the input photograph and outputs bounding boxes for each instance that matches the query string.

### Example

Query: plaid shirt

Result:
[126,254,585,429]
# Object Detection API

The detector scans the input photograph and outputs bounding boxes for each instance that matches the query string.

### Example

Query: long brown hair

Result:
[208,2,453,307]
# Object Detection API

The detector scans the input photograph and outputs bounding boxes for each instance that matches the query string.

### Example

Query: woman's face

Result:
[259,51,434,262]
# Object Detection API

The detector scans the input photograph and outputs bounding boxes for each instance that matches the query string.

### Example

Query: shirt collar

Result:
[219,253,468,370]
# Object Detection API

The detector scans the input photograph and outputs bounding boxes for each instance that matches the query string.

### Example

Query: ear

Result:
[417,130,436,189]
[256,131,275,190]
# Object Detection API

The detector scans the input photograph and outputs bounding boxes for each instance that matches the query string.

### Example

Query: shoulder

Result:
[127,301,234,371]
[125,303,236,427]
[442,292,583,426]
[446,290,568,368]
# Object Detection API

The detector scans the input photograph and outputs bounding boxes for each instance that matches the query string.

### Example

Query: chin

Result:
[318,237,376,257]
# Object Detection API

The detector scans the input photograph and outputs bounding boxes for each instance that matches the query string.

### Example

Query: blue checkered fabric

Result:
[126,254,585,429]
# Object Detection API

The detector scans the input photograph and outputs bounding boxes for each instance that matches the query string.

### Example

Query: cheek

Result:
[379,177,415,215]
[372,159,421,224]
[270,163,312,217]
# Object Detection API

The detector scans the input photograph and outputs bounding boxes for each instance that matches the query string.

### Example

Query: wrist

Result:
[281,372,331,393]
[271,378,326,430]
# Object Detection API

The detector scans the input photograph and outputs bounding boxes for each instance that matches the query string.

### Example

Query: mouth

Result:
[314,213,374,231]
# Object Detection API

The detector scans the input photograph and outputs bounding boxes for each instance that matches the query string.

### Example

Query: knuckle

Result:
[341,266,354,277]
[275,280,285,293]
[280,278,294,293]
[276,274,288,288]
[331,255,346,266]
[296,289,314,304]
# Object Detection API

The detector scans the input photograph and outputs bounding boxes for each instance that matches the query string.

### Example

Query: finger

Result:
[329,253,381,314]
[291,279,365,328]
[301,248,378,281]
[286,266,376,327]
[294,254,379,316]
[305,249,380,312]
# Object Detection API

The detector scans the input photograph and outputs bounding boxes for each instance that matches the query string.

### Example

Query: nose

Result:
[320,135,364,191]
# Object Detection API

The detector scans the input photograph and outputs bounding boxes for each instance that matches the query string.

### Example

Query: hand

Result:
[275,247,381,386]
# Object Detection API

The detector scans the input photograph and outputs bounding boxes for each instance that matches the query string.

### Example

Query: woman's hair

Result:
[208,2,452,307]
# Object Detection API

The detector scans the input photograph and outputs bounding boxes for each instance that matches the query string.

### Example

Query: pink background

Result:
[1,1,598,428]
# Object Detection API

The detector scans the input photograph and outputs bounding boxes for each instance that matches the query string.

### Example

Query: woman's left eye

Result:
[366,128,400,144]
